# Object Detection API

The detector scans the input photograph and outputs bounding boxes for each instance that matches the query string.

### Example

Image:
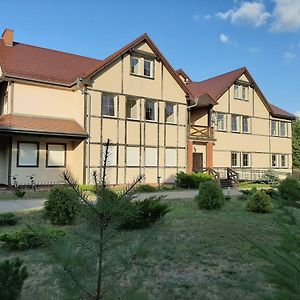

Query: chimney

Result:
[2,29,14,47]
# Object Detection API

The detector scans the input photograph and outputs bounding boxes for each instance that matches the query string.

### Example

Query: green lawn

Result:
[239,182,274,190]
[0,190,50,200]
[0,197,283,299]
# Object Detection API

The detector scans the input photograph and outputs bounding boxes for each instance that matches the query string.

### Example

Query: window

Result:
[144,59,153,77]
[47,144,66,167]
[272,154,278,168]
[234,84,249,100]
[231,115,239,132]
[281,154,288,168]
[242,153,250,167]
[216,113,226,131]
[130,56,154,78]
[271,121,278,136]
[145,100,156,121]
[17,142,39,167]
[280,122,287,137]
[166,149,177,167]
[102,94,116,117]
[242,116,250,133]
[165,103,176,123]
[130,57,139,74]
[126,147,140,166]
[103,145,117,166]
[231,152,239,167]
[126,98,139,119]
[145,148,158,166]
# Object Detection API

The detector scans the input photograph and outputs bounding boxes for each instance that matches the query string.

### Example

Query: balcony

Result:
[189,125,214,141]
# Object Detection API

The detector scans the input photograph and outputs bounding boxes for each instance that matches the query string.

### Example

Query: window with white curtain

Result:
[103,145,117,166]
[18,142,39,167]
[166,149,177,167]
[47,144,66,167]
[145,148,157,166]
[126,147,140,166]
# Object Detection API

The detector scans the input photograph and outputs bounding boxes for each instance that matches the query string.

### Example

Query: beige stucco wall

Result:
[10,136,84,185]
[13,83,84,126]
[87,41,188,184]
[190,73,293,173]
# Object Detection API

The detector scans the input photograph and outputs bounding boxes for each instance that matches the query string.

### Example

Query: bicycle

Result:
[27,174,36,191]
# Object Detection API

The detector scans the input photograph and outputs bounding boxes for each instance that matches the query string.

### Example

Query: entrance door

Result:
[193,153,203,173]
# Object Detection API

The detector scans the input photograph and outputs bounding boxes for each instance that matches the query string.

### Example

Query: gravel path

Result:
[0,188,241,213]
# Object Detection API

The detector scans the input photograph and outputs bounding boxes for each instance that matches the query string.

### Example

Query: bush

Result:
[0,213,19,226]
[278,176,300,204]
[0,257,28,300]
[120,196,170,230]
[14,188,25,198]
[261,169,279,184]
[136,184,157,193]
[160,184,176,191]
[238,187,257,201]
[195,181,225,210]
[246,190,273,213]
[176,171,212,189]
[0,227,65,251]
[44,186,80,225]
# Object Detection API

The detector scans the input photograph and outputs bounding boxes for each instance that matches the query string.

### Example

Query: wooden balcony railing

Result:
[189,125,214,140]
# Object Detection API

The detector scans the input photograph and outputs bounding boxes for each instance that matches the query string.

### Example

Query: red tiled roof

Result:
[0,114,88,138]
[0,33,190,96]
[187,67,246,100]
[187,67,295,120]
[269,103,295,120]
[0,40,102,86]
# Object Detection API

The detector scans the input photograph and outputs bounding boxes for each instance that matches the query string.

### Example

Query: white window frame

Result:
[231,152,239,167]
[126,97,139,120]
[102,94,117,117]
[242,116,250,133]
[234,84,249,101]
[143,59,154,78]
[216,113,226,131]
[281,154,288,168]
[46,143,66,168]
[165,102,177,124]
[271,154,279,168]
[271,120,278,136]
[280,122,287,137]
[145,99,157,122]
[17,142,39,167]
[130,56,140,75]
[231,115,239,132]
[242,152,250,168]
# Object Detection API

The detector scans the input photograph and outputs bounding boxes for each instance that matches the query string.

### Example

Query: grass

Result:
[0,197,284,299]
[239,182,274,190]
[0,190,50,200]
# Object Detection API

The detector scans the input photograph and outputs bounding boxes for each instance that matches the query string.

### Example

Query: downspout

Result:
[77,78,91,184]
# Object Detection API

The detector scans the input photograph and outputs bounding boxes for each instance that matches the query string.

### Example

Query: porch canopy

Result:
[0,114,88,139]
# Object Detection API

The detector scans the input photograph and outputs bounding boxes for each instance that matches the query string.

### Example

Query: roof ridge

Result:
[190,67,246,84]
[1,39,102,62]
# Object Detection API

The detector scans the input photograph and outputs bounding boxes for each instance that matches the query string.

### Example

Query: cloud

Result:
[248,47,260,53]
[219,34,230,43]
[271,0,300,32]
[217,1,271,27]
[204,14,211,20]
[283,51,297,60]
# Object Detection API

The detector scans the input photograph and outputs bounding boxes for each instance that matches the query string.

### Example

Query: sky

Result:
[0,0,300,113]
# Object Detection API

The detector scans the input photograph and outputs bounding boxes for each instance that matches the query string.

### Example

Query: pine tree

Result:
[0,258,28,300]
[34,139,149,299]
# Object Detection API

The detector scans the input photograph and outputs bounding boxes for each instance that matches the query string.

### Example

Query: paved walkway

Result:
[0,188,241,213]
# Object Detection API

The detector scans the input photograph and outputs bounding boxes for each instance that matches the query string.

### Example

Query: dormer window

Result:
[130,56,154,78]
